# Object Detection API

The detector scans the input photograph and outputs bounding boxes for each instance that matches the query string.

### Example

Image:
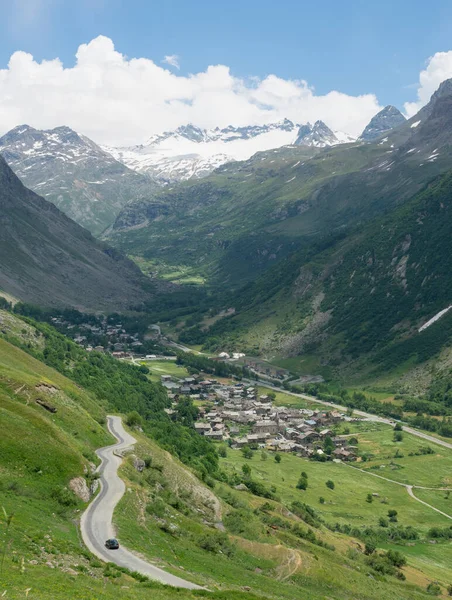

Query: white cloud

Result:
[404,51,452,117]
[162,54,180,69]
[0,35,383,145]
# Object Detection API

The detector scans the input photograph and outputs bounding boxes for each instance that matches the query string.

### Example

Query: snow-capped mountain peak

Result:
[0,124,152,234]
[105,119,356,183]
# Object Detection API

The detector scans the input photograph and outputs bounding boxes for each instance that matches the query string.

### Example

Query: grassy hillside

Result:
[0,317,254,599]
[177,164,452,399]
[1,311,449,599]
[111,424,444,599]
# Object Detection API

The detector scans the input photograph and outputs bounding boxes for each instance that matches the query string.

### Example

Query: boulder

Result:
[133,458,146,472]
[234,483,248,491]
[69,477,90,502]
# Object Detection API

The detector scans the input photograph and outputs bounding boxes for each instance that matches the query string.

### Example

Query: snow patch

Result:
[410,120,421,128]
[419,305,452,332]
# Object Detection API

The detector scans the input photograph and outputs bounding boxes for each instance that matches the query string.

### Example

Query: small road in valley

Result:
[80,415,202,589]
[343,463,452,520]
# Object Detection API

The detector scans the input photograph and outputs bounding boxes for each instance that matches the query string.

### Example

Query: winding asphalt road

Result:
[80,415,202,589]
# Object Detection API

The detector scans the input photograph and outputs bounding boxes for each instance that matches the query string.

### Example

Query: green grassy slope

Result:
[111,425,439,600]
[188,164,452,394]
[0,311,445,599]
[0,318,259,600]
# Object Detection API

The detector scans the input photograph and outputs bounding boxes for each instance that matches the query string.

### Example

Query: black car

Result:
[105,538,120,550]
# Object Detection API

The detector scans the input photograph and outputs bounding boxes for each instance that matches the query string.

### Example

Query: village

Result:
[161,372,359,462]
[49,316,168,358]
[48,315,357,464]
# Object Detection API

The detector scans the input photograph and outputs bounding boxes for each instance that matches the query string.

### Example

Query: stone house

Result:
[253,420,279,435]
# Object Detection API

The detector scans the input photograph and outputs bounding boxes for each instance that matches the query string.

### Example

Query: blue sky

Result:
[3,0,452,107]
[0,0,451,144]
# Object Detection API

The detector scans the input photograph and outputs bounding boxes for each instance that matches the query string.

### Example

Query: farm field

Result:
[145,359,191,381]
[219,418,452,586]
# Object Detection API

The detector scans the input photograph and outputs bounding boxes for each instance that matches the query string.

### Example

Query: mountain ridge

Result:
[359,105,406,141]
[0,154,153,310]
[104,119,356,184]
[0,124,156,234]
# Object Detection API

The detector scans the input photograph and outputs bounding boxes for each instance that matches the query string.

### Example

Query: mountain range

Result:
[1,80,450,377]
[104,119,356,184]
[0,107,400,236]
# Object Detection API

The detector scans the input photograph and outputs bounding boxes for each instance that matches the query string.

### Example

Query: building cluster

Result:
[51,317,168,359]
[162,374,357,461]
[51,316,143,355]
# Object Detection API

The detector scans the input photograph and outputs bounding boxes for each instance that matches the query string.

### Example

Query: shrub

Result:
[218,445,228,458]
[146,497,166,518]
[291,502,321,528]
[274,453,282,464]
[198,532,235,557]
[426,582,441,596]
[388,509,398,523]
[385,549,407,568]
[126,411,144,428]
[51,487,77,507]
[242,464,251,478]
[427,526,452,539]
[326,480,335,490]
[364,541,376,555]
[366,493,373,503]
[246,479,278,500]
[224,510,255,536]
[319,497,325,504]
[241,446,253,459]
[296,475,308,490]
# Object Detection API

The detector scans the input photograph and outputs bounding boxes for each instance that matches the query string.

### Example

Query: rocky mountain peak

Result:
[407,77,452,126]
[432,77,452,100]
[175,124,207,142]
[359,105,406,141]
[295,120,337,147]
[0,124,152,235]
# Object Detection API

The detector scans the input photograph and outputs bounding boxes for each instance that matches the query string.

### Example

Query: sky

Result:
[0,0,452,145]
